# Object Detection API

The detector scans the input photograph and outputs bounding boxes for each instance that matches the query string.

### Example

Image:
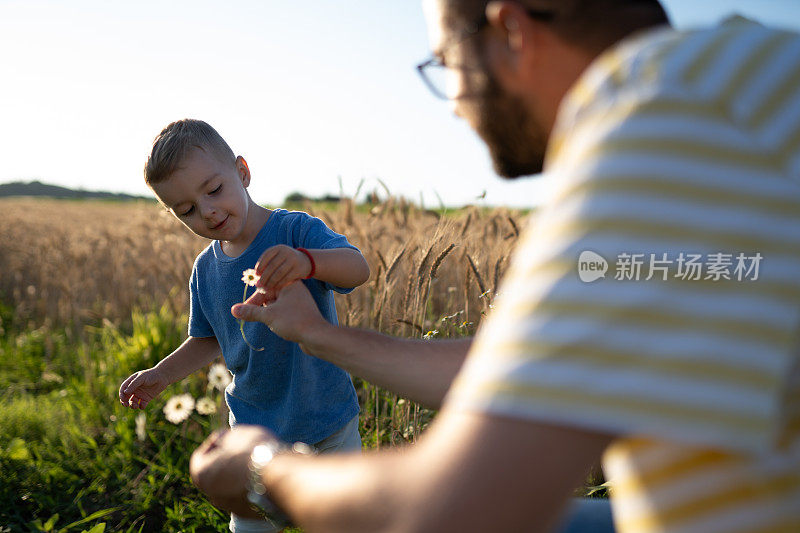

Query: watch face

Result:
[247,442,293,528]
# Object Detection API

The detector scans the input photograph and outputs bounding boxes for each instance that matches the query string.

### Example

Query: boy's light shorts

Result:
[229,415,362,533]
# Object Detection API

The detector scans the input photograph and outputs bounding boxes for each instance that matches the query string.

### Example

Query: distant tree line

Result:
[283,191,342,204]
[0,181,150,201]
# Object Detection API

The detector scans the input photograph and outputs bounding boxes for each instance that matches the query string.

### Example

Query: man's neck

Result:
[531,41,597,142]
[533,17,671,141]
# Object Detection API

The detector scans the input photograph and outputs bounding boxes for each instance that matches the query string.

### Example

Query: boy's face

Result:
[151,147,253,243]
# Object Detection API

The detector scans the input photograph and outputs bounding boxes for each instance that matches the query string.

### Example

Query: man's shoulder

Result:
[550,17,800,166]
[584,17,795,108]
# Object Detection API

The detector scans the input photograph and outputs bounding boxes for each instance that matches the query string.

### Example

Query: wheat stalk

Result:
[375,250,388,270]
[416,242,436,292]
[395,318,423,334]
[507,215,519,237]
[430,243,456,279]
[466,254,487,295]
[492,255,506,296]
[459,211,472,236]
[385,247,407,282]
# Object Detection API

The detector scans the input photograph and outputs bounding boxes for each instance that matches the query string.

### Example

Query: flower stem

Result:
[240,283,264,351]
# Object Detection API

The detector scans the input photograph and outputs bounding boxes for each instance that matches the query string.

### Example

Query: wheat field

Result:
[0,197,527,337]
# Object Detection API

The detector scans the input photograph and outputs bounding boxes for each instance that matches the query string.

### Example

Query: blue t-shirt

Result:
[188,208,360,444]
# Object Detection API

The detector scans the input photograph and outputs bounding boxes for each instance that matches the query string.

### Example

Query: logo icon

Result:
[578,251,608,283]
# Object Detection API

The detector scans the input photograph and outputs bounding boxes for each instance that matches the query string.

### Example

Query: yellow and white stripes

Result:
[605,438,800,533]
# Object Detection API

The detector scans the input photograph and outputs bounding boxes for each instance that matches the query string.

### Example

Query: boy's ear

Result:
[236,156,251,187]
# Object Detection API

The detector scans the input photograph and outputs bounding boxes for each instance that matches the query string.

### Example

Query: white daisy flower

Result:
[422,329,439,340]
[241,268,260,286]
[135,413,146,441]
[207,363,231,391]
[163,394,195,424]
[196,397,217,415]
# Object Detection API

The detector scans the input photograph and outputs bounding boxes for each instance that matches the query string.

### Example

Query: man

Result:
[191,1,800,531]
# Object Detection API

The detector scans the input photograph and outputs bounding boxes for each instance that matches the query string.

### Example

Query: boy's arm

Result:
[119,336,222,409]
[256,246,370,291]
[155,336,222,383]
[301,248,369,289]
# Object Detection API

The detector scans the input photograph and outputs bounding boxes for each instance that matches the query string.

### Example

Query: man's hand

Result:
[255,245,312,290]
[118,367,169,409]
[190,425,276,518]
[231,281,330,346]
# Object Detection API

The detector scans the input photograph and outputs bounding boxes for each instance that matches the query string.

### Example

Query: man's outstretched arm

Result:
[232,281,471,408]
[191,409,614,532]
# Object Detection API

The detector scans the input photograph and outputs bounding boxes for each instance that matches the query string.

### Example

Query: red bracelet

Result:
[296,248,316,279]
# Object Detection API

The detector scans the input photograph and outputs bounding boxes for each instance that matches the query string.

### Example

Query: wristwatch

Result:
[247,441,314,527]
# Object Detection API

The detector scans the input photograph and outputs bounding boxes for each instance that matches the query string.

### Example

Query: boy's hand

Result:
[118,367,169,410]
[255,245,313,291]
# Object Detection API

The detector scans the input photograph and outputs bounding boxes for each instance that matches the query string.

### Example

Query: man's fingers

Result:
[262,288,277,303]
[189,446,213,487]
[243,287,277,306]
[243,290,270,306]
[190,430,230,487]
[231,303,273,323]
[206,429,226,449]
[196,430,226,456]
[281,279,315,301]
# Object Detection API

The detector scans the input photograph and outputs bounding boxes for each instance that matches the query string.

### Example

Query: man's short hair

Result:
[444,0,669,53]
[145,119,236,185]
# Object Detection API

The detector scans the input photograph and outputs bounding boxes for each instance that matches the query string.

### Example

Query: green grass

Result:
[0,302,442,532]
[0,304,231,532]
[0,298,601,532]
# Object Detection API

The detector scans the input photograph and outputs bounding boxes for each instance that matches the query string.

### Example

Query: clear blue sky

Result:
[1,0,798,208]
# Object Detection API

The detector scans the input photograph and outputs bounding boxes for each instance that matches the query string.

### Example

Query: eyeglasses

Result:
[416,9,555,100]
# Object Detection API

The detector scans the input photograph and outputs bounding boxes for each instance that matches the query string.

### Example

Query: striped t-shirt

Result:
[446,17,800,533]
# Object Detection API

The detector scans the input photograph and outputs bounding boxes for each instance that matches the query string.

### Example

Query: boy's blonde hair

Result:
[145,119,236,185]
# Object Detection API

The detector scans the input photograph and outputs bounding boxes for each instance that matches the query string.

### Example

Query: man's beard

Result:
[472,74,549,179]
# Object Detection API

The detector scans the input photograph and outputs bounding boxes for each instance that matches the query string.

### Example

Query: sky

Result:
[1,0,799,208]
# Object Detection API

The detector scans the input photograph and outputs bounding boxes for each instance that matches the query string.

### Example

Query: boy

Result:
[118,119,370,532]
